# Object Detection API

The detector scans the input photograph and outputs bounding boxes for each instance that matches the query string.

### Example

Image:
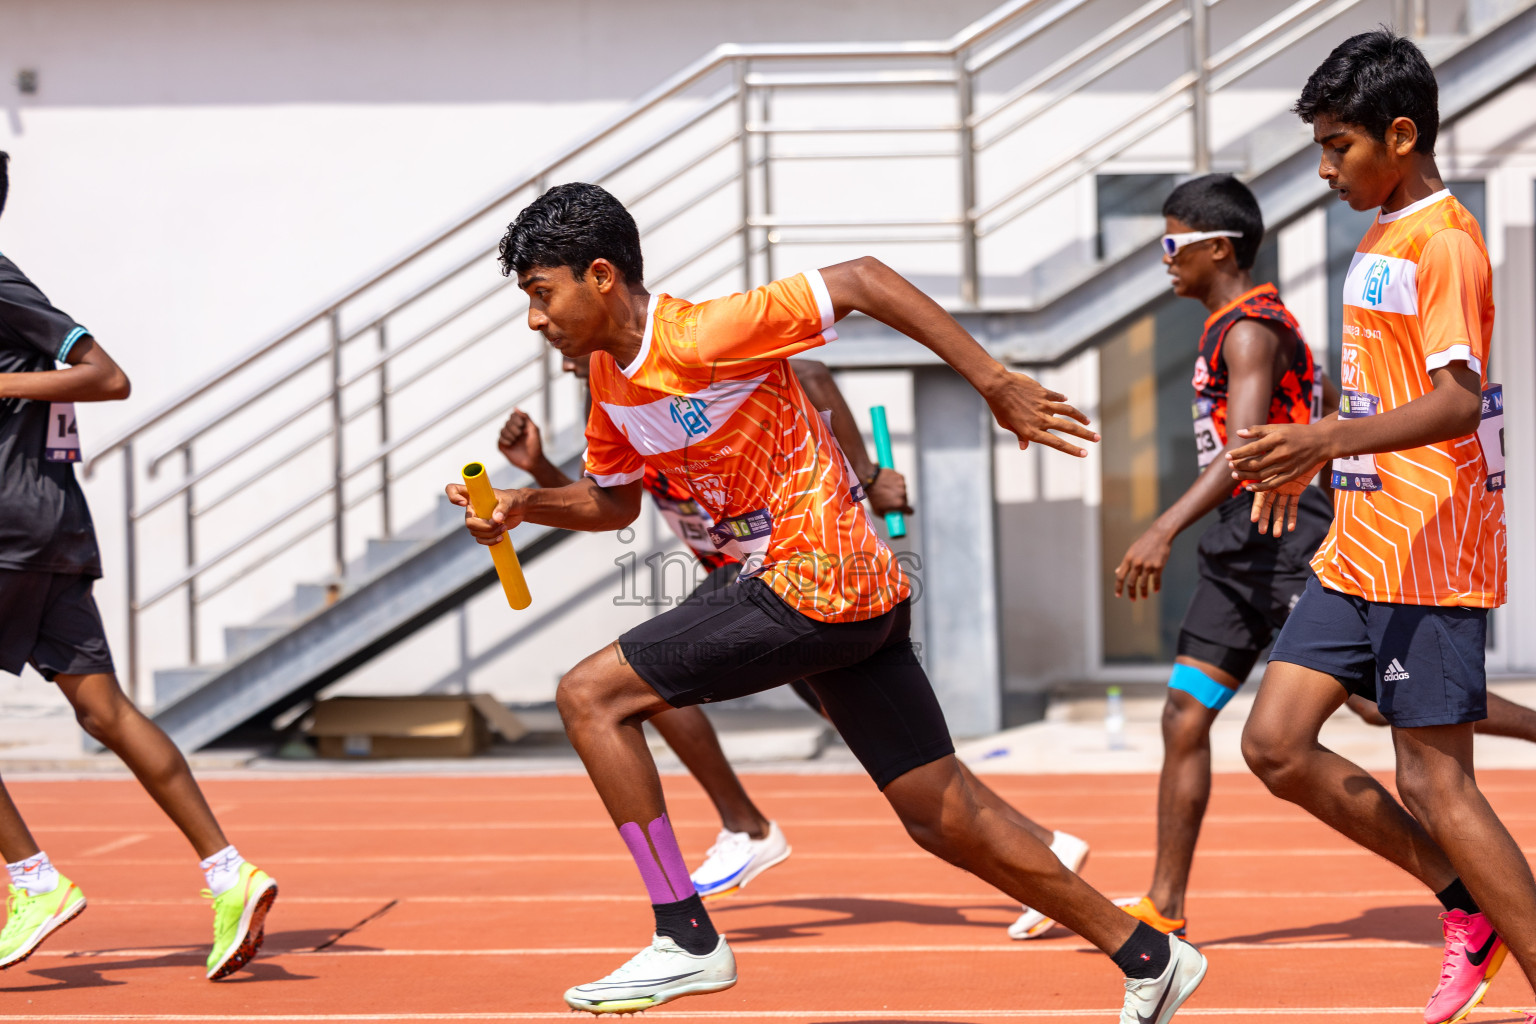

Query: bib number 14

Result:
[45,402,81,463]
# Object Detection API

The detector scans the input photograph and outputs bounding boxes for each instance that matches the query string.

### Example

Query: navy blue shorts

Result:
[1268,576,1487,728]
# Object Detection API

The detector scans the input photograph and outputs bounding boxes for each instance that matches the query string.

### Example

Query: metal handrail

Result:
[88,0,1489,701]
[85,3,1065,470]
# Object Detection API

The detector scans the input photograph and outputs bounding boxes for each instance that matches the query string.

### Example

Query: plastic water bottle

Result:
[1106,685,1128,750]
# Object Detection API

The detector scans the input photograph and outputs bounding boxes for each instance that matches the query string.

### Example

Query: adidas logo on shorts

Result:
[1383,658,1411,682]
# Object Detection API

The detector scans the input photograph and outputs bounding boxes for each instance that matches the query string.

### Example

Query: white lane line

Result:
[0,1009,1510,1020]
[84,889,1434,906]
[78,833,149,857]
[33,939,1438,958]
[23,814,1396,831]
[73,847,1408,865]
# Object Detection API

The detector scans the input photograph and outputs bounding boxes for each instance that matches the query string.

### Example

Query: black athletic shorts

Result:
[0,570,115,681]
[1176,487,1332,681]
[689,564,827,717]
[620,572,952,789]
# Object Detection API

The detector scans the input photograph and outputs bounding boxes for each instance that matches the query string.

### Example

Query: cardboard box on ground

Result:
[305,695,529,758]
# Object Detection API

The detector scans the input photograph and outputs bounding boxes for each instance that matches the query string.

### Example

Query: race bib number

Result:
[1479,384,1505,491]
[1192,398,1221,468]
[44,402,81,463]
[708,508,773,577]
[1331,391,1380,491]
[1310,381,1324,421]
[654,495,717,555]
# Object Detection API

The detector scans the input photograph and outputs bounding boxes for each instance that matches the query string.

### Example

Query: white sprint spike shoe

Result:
[563,933,736,1014]
[1118,933,1207,1024]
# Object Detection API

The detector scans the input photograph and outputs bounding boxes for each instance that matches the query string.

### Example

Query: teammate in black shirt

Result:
[0,152,276,978]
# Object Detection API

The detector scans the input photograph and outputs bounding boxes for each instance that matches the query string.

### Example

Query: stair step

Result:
[153,666,220,708]
[363,538,420,576]
[224,624,294,660]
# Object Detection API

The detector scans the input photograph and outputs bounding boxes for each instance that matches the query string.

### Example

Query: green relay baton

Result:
[868,405,906,539]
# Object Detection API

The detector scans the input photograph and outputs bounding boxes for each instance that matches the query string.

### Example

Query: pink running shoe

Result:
[1425,909,1507,1024]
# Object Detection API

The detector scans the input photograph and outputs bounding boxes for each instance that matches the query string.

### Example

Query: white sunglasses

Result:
[1161,230,1243,256]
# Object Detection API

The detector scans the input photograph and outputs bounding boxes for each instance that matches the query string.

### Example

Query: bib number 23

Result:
[1192,398,1221,469]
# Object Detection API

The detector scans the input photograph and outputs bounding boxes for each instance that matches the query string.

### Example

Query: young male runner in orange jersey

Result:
[499,355,1091,924]
[1228,32,1536,1024]
[449,182,1207,1020]
[1105,174,1331,939]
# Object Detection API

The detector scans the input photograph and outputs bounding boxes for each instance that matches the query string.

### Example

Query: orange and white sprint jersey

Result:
[1313,190,1505,607]
[583,271,908,622]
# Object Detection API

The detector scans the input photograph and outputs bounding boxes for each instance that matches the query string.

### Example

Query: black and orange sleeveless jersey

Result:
[1190,283,1317,491]
[641,464,735,572]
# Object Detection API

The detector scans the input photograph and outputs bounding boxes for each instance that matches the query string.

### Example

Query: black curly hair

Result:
[1295,30,1439,154]
[499,182,644,285]
[1162,174,1264,270]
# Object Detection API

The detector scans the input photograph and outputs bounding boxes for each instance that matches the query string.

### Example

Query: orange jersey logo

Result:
[1314,192,1505,607]
[583,272,908,622]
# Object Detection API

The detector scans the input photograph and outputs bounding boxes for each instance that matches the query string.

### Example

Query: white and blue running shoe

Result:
[690,821,791,898]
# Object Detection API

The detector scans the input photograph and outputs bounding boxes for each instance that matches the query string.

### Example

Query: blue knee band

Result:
[1169,663,1237,710]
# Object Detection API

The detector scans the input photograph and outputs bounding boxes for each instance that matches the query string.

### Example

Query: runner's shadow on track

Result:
[0,951,316,991]
[1209,904,1440,946]
[713,896,1015,943]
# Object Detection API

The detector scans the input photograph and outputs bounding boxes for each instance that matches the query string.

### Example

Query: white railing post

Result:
[1189,0,1212,174]
[328,310,346,582]
[122,441,140,703]
[762,86,776,285]
[958,56,980,308]
[182,445,197,664]
[377,323,392,539]
[737,60,754,290]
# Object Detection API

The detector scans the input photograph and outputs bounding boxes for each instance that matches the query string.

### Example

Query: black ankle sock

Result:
[653,893,719,955]
[1112,921,1172,980]
[1435,878,1481,915]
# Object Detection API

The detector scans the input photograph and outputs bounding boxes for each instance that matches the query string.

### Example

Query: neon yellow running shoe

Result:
[0,877,87,970]
[205,862,277,980]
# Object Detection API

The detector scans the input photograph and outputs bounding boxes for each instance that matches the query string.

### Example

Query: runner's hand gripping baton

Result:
[868,405,906,539]
[461,461,532,610]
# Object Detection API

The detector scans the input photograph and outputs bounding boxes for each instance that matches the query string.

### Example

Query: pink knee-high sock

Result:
[618,813,695,904]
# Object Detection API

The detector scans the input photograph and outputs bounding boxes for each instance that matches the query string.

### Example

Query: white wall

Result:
[4,0,1532,706]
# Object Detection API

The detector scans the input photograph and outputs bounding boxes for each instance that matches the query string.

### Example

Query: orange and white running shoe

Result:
[1116,896,1187,938]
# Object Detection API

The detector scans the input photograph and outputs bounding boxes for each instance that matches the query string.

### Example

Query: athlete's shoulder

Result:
[0,253,51,306]
[1236,285,1301,332]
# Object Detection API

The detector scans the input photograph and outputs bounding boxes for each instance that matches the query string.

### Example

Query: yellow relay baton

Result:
[461,461,532,610]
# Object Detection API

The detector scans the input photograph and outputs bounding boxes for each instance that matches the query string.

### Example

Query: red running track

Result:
[0,769,1533,1023]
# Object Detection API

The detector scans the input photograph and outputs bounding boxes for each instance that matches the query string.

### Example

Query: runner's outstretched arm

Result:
[813,257,1100,457]
[444,477,642,543]
[0,335,129,402]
